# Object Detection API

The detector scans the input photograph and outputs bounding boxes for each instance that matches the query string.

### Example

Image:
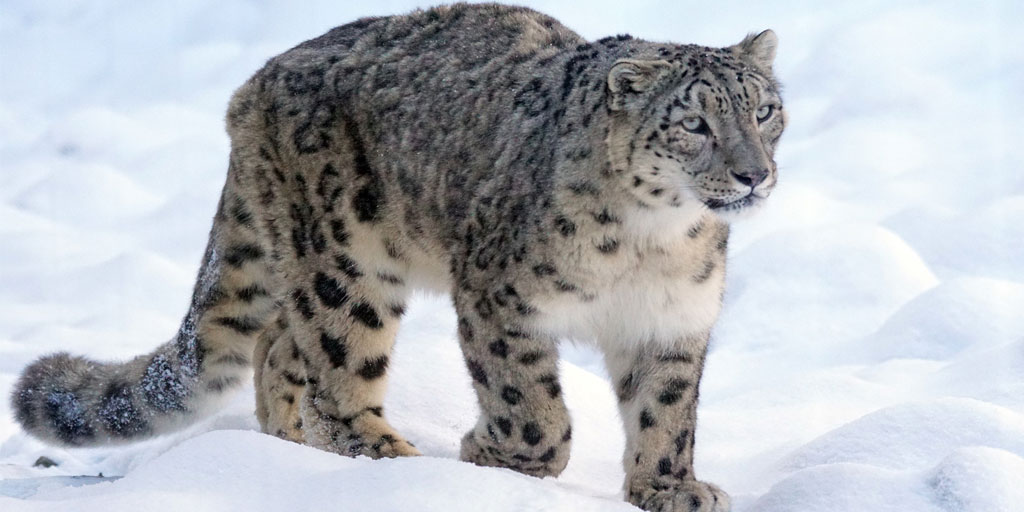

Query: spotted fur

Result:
[11,5,785,511]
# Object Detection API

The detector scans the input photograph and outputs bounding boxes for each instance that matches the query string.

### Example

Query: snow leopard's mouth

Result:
[703,193,760,212]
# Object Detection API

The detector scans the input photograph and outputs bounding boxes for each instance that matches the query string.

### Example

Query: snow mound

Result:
[718,224,937,349]
[856,278,1024,360]
[750,447,1024,512]
[782,399,1024,472]
[4,430,637,512]
[928,340,1024,409]
[885,198,1024,282]
[927,447,1024,512]
[746,463,938,512]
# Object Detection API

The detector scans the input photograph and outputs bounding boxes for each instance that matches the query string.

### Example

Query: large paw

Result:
[628,480,731,512]
[303,407,421,459]
[342,431,421,459]
[459,430,567,478]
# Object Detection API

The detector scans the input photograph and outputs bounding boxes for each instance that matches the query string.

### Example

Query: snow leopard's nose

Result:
[730,167,769,189]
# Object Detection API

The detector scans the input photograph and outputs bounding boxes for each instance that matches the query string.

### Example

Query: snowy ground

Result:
[1,1,1023,511]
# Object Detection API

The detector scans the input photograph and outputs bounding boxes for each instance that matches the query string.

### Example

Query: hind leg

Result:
[245,60,419,457]
[254,310,306,442]
[273,159,419,458]
[285,241,420,458]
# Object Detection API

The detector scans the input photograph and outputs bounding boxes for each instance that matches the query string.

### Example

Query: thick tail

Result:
[11,173,280,446]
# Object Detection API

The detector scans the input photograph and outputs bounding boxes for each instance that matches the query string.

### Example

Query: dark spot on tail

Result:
[142,353,188,413]
[98,381,150,438]
[44,390,95,445]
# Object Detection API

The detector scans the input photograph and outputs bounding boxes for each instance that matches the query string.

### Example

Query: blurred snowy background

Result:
[1,1,1022,510]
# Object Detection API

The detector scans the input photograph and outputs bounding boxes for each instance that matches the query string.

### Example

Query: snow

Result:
[1,1,1022,511]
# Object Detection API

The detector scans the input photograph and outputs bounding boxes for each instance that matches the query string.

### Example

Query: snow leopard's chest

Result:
[529,214,728,348]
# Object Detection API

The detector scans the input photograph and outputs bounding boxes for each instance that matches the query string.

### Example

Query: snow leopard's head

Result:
[606,30,786,221]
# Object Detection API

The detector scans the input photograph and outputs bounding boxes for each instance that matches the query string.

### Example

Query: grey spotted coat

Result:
[12,4,786,511]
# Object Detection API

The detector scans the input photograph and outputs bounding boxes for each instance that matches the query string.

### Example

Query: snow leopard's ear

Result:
[731,29,778,73]
[607,59,671,111]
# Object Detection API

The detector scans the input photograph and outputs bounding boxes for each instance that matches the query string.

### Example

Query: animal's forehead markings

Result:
[669,65,772,117]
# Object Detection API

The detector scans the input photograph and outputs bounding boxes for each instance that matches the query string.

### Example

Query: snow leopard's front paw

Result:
[628,479,730,512]
[459,427,568,478]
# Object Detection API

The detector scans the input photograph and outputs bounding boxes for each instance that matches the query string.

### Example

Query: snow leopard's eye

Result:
[682,117,708,135]
[756,104,774,123]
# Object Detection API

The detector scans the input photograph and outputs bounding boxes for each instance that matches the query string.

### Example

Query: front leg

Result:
[605,336,730,512]
[454,285,573,478]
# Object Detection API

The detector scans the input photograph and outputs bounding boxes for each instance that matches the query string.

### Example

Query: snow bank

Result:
[856,278,1024,360]
[2,431,637,512]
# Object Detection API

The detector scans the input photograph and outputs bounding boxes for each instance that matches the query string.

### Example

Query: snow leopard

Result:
[11,4,785,511]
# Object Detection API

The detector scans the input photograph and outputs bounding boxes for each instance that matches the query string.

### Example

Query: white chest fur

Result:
[531,209,726,350]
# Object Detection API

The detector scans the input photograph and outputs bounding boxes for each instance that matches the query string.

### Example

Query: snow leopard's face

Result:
[607,31,785,221]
